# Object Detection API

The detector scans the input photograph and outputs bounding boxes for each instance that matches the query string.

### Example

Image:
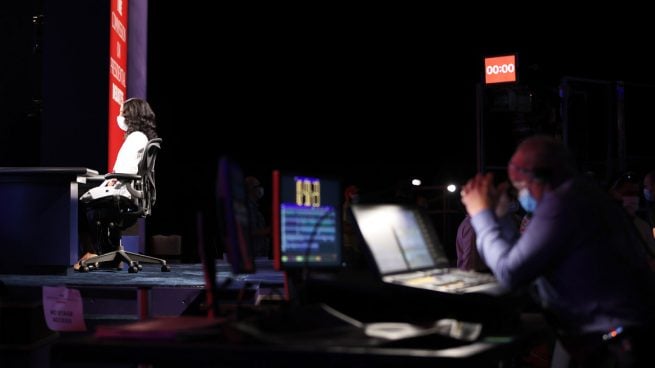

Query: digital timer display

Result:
[484,54,517,84]
[295,178,321,207]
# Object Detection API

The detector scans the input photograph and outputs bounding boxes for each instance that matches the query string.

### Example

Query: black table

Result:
[0,167,100,274]
[50,312,549,367]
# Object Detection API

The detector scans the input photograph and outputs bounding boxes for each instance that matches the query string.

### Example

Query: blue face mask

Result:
[518,188,538,213]
[644,188,654,202]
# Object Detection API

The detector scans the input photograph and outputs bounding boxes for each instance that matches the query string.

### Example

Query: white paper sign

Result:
[42,286,87,331]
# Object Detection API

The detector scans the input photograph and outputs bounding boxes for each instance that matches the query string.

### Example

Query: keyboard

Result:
[386,269,498,293]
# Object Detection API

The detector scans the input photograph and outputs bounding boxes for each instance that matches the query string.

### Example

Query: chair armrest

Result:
[78,174,107,185]
[86,174,108,182]
[105,173,144,199]
[105,173,140,181]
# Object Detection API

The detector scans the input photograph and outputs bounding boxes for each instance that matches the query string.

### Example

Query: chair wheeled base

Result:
[78,243,171,273]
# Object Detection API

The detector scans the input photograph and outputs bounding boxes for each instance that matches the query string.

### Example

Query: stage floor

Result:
[0,258,283,288]
[0,259,285,319]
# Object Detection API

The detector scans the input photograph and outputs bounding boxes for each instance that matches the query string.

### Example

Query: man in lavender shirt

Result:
[460,135,655,367]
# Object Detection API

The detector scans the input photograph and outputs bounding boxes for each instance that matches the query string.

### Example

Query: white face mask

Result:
[116,115,128,131]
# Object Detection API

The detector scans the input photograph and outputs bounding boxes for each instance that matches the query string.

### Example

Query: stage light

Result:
[411,178,422,186]
[446,184,457,193]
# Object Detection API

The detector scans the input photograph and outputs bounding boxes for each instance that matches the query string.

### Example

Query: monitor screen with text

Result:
[272,171,342,270]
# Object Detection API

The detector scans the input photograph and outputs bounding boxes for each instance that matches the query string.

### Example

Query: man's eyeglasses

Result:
[508,161,534,177]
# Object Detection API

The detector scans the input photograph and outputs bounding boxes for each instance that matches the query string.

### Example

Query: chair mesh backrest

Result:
[138,138,162,216]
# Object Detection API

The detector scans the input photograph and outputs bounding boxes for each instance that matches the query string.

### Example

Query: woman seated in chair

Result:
[75,98,159,270]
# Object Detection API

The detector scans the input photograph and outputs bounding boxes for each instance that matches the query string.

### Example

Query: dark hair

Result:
[122,98,158,140]
[517,135,577,187]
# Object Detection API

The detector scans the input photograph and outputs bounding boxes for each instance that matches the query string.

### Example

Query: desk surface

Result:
[51,328,530,368]
[0,166,99,176]
[50,311,549,367]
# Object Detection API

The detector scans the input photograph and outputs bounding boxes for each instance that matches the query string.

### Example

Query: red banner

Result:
[108,0,128,171]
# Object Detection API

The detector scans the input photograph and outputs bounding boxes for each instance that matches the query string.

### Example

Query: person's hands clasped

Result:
[460,173,495,216]
[493,181,513,218]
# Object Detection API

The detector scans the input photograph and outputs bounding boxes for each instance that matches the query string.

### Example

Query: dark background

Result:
[3,2,655,259]
[145,7,655,185]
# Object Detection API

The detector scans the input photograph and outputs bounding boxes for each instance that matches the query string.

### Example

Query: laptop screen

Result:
[351,204,449,275]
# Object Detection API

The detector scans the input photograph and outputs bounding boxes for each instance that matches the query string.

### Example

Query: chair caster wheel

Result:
[128,265,139,273]
[137,264,143,270]
[161,265,171,272]
[80,266,90,272]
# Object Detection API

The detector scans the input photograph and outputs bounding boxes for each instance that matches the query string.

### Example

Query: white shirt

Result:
[80,131,149,201]
[113,131,148,174]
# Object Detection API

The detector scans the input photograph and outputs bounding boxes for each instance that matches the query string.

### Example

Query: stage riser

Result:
[81,287,203,319]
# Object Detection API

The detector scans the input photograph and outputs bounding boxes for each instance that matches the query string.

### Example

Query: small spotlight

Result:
[446,184,457,193]
[411,179,422,186]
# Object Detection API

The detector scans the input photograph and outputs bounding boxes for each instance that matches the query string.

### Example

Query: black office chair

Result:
[78,138,170,273]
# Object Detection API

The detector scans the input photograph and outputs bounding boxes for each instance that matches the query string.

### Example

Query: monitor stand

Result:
[281,268,337,306]
[277,269,312,306]
[197,212,221,318]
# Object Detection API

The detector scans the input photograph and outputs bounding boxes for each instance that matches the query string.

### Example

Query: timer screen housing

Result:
[484,54,517,84]
[272,170,342,270]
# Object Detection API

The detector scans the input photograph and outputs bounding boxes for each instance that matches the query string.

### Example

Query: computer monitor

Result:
[272,170,342,270]
[216,157,256,275]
